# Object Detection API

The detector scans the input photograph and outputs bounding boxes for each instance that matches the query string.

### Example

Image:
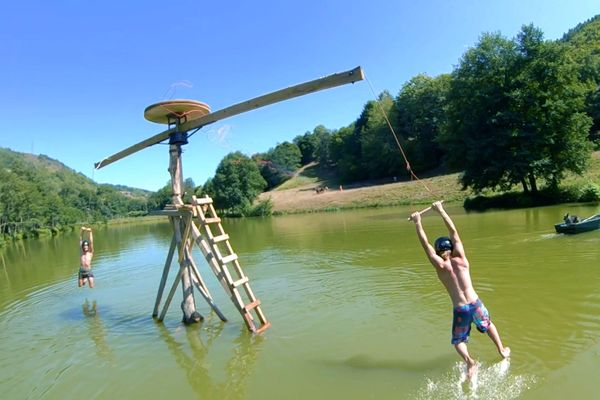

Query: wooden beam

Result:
[94,66,364,169]
[152,232,177,317]
[176,66,364,133]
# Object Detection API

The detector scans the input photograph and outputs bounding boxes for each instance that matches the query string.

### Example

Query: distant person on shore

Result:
[78,227,94,288]
[410,201,510,378]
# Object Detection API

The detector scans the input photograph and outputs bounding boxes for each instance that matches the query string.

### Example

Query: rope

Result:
[364,75,434,195]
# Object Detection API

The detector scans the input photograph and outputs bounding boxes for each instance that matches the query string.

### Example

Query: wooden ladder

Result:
[190,195,271,334]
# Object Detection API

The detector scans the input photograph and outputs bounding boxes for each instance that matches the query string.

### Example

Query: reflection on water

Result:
[82,299,113,361]
[1,204,600,398]
[157,318,264,400]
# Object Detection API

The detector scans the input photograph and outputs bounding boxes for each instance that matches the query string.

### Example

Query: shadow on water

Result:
[323,352,457,375]
[156,319,265,399]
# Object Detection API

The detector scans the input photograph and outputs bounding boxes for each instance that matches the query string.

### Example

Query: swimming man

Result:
[410,201,510,378]
[78,226,94,288]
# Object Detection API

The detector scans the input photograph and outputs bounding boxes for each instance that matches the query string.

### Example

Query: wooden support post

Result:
[185,246,228,321]
[168,143,201,324]
[153,231,177,317]
[158,262,184,322]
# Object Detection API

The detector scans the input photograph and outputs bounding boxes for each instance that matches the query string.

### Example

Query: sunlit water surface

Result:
[1,203,600,399]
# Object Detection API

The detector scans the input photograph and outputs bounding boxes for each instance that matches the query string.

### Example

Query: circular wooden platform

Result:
[144,100,211,124]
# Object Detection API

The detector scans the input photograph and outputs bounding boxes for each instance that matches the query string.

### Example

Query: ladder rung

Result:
[231,276,249,288]
[203,217,221,224]
[211,234,229,244]
[255,322,271,334]
[194,197,213,205]
[244,299,261,312]
[221,253,238,264]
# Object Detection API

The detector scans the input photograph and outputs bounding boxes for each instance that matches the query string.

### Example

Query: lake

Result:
[1,203,599,399]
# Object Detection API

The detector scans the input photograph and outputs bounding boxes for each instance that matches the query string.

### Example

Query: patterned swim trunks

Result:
[451,298,491,344]
[79,268,94,280]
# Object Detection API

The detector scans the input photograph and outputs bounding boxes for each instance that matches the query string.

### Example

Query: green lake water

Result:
[1,203,600,399]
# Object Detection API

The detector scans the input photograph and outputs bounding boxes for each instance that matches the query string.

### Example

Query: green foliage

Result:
[395,74,451,172]
[357,91,405,180]
[463,181,600,210]
[209,152,267,216]
[147,182,172,211]
[0,148,149,240]
[444,26,592,194]
[562,15,600,141]
[256,141,302,190]
[578,182,600,202]
[293,131,319,165]
[329,124,362,182]
[248,198,273,217]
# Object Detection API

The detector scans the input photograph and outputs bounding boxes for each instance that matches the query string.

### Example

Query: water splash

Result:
[414,360,536,400]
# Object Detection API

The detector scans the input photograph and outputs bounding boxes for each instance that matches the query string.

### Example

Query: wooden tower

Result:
[94,67,364,332]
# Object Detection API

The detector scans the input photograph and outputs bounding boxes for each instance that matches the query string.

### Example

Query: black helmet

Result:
[434,237,453,253]
[82,240,90,247]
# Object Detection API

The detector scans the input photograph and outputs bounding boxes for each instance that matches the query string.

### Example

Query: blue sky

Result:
[1,0,598,191]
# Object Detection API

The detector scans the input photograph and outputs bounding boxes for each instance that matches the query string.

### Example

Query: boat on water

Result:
[554,213,600,234]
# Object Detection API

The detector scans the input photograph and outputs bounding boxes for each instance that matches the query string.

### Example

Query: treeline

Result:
[178,19,600,216]
[0,148,149,244]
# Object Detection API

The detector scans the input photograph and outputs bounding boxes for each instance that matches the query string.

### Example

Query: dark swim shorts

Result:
[451,298,491,344]
[79,268,94,280]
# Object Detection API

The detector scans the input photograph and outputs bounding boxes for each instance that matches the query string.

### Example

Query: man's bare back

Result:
[435,255,479,308]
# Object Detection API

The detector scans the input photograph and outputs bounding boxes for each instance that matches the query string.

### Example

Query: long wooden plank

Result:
[94,66,364,169]
[177,66,365,133]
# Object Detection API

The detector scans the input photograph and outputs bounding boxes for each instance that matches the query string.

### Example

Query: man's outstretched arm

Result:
[87,228,94,253]
[411,211,443,269]
[432,201,465,257]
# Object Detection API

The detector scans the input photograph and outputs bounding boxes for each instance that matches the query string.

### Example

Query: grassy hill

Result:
[259,152,600,214]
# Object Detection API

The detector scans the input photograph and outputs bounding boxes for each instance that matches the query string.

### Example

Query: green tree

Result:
[148,181,172,211]
[293,131,319,165]
[562,15,600,141]
[210,152,267,215]
[312,125,334,167]
[443,26,592,193]
[395,73,451,172]
[510,25,592,191]
[257,142,302,189]
[329,124,361,182]
[355,91,404,180]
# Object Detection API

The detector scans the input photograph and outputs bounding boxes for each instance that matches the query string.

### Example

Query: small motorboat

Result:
[555,213,600,234]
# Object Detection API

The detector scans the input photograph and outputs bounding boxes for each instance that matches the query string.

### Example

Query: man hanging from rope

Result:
[78,227,95,288]
[410,201,510,378]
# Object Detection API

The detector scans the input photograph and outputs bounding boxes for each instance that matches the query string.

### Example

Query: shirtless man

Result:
[78,227,94,288]
[410,201,510,377]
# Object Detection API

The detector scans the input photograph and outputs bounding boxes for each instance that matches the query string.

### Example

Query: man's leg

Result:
[88,277,94,289]
[454,342,477,378]
[486,322,510,358]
